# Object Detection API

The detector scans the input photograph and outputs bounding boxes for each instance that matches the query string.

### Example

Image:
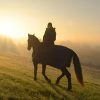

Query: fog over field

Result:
[57,41,100,68]
[0,35,100,68]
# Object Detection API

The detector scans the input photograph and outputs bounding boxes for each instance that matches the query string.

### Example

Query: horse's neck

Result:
[32,39,41,52]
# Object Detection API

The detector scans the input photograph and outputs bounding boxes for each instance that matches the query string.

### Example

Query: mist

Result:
[0,35,28,56]
[57,40,100,68]
[0,36,100,68]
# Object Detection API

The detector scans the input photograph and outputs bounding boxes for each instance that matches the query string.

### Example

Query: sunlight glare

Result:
[0,18,25,40]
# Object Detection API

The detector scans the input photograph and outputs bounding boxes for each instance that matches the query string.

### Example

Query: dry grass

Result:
[0,53,100,100]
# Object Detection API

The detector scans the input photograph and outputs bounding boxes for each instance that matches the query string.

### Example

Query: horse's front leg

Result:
[33,62,38,80]
[42,64,51,83]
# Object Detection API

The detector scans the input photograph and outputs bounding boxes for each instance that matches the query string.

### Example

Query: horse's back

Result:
[43,45,73,57]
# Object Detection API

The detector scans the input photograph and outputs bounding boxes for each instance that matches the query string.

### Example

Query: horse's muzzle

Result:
[27,47,31,50]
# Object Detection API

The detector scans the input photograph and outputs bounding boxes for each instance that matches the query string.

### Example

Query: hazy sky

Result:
[0,0,100,45]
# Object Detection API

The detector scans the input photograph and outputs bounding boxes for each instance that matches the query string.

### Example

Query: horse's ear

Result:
[28,33,31,37]
[28,33,31,38]
[33,33,35,36]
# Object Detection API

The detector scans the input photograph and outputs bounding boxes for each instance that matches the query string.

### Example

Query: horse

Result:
[27,34,84,90]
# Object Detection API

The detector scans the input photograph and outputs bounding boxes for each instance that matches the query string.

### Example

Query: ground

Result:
[0,53,100,100]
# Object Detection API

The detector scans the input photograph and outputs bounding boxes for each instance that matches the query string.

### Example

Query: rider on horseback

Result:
[43,22,56,47]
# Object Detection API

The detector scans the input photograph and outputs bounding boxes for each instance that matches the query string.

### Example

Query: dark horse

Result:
[27,34,84,90]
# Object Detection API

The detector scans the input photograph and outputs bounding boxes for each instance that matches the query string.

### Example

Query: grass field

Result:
[0,53,100,100]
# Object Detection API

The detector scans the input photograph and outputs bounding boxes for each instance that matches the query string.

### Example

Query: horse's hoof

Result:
[67,86,72,91]
[67,88,71,91]
[48,79,51,83]
[34,78,37,81]
[55,81,59,85]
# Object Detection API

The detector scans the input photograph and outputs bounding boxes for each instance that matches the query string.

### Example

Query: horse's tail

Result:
[73,52,84,87]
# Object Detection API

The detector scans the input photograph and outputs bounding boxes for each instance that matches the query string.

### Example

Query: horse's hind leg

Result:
[42,64,51,83]
[56,72,65,85]
[62,68,72,90]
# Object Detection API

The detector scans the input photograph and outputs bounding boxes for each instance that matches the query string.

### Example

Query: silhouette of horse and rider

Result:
[27,22,84,90]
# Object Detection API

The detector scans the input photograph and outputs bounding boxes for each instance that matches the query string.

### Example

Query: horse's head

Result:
[27,34,34,50]
[27,34,40,50]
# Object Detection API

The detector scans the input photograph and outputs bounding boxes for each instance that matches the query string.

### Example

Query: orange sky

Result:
[0,0,100,45]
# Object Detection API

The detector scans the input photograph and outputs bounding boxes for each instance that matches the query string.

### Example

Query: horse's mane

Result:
[33,35,41,43]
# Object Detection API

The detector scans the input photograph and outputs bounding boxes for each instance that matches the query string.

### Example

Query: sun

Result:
[0,17,39,41]
[0,18,25,40]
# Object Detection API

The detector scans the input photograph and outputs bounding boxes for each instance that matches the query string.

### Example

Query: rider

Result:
[43,22,56,47]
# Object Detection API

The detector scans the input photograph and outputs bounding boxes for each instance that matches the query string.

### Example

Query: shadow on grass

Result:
[36,80,73,100]
[36,80,61,99]
[84,81,100,87]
